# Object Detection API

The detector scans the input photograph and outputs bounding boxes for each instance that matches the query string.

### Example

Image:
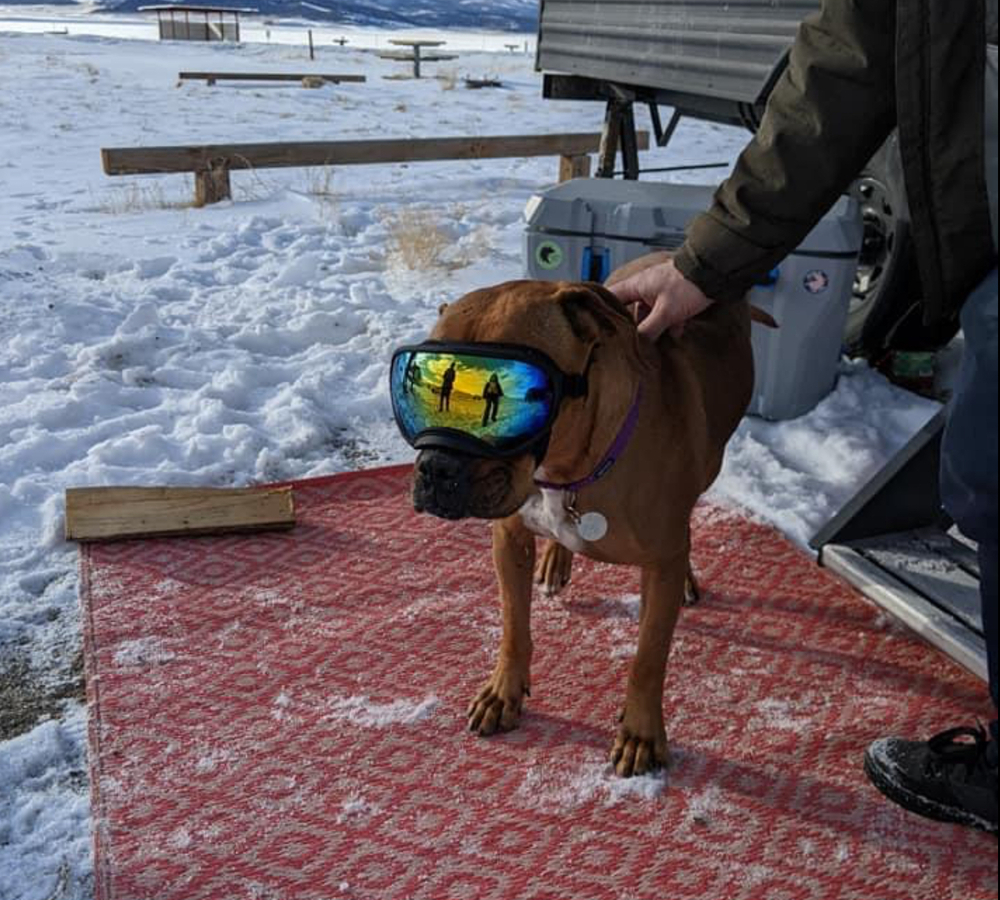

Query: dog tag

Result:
[576,511,608,542]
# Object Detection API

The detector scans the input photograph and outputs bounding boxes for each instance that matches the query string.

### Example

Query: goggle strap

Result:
[563,344,597,399]
[563,374,587,398]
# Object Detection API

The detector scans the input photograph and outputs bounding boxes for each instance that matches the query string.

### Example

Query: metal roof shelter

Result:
[139,5,257,42]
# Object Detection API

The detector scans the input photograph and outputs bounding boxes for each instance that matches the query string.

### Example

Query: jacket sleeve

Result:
[673,0,898,302]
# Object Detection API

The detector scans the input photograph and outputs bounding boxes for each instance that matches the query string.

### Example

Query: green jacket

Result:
[674,0,997,325]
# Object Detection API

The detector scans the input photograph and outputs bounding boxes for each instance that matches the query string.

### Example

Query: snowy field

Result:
[0,18,940,900]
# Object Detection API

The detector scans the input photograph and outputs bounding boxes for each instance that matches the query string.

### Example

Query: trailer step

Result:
[821,533,987,682]
[811,410,987,680]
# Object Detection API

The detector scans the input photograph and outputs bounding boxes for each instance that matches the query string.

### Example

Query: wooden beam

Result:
[558,153,591,182]
[178,71,367,83]
[102,132,649,176]
[65,486,295,542]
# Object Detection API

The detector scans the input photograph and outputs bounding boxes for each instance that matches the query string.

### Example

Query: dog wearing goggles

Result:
[391,252,763,777]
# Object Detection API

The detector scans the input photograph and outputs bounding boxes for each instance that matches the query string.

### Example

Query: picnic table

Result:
[379,39,457,78]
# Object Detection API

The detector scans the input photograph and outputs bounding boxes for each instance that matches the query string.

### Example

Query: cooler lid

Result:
[525,179,862,255]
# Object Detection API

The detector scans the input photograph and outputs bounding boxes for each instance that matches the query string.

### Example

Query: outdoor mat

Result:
[80,465,998,900]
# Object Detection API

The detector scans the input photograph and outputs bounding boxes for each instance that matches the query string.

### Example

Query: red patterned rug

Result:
[81,466,997,900]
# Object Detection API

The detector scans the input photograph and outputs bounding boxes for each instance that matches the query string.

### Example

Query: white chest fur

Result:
[517,489,586,552]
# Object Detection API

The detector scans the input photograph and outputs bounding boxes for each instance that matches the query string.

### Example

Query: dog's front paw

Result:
[610,709,669,777]
[467,665,529,736]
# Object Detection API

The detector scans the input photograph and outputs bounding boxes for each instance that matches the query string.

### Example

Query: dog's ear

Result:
[438,302,449,317]
[557,284,633,344]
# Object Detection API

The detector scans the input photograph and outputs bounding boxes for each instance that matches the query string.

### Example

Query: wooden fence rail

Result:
[100,132,650,206]
[178,71,367,86]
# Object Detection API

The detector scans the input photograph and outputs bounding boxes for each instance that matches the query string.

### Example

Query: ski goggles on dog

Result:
[390,341,590,458]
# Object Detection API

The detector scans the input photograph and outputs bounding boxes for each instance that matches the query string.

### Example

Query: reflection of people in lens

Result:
[438,362,457,411]
[402,357,420,395]
[481,373,504,426]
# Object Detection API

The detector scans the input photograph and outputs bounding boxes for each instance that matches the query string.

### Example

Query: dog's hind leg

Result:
[468,515,535,736]
[534,539,573,596]
[611,555,686,777]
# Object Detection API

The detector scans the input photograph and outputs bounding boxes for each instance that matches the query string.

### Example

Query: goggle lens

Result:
[391,349,556,453]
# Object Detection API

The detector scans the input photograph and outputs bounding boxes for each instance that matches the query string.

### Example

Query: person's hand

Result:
[609,258,714,340]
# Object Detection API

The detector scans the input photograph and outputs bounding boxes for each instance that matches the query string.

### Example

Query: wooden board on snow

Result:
[66,485,295,542]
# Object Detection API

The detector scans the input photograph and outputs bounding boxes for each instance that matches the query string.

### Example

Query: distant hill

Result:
[0,0,540,31]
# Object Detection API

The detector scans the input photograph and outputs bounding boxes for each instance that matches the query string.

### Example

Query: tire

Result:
[845,134,915,354]
[845,134,959,357]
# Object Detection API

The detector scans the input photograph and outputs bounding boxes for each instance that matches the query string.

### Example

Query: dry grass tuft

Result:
[94,182,192,214]
[383,208,455,272]
[300,166,339,218]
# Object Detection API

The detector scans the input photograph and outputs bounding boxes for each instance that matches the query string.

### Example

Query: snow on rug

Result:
[80,465,997,900]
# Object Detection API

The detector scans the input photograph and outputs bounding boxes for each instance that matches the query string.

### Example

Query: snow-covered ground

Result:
[0,20,940,900]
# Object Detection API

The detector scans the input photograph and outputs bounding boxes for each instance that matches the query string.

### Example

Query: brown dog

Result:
[411,252,758,777]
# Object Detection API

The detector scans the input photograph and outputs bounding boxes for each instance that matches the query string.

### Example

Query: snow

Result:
[519,757,668,809]
[111,636,177,667]
[0,13,941,900]
[323,694,441,727]
[0,707,91,900]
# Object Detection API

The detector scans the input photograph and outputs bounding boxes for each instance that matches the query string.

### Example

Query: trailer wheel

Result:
[845,135,915,354]
[845,134,959,356]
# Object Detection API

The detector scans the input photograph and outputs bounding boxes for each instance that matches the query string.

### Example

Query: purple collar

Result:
[533,387,642,492]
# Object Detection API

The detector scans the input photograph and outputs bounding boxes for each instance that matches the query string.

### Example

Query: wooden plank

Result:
[179,71,367,83]
[66,486,295,542]
[821,543,988,682]
[464,77,503,89]
[102,131,649,175]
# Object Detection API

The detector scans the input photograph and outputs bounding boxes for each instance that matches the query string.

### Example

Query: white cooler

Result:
[523,179,863,420]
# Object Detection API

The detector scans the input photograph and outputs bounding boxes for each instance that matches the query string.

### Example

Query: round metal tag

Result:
[576,511,608,542]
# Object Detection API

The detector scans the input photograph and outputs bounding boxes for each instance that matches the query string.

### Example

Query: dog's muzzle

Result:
[413,449,475,519]
[413,449,520,520]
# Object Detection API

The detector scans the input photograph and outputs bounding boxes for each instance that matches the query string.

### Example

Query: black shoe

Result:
[863,725,998,835]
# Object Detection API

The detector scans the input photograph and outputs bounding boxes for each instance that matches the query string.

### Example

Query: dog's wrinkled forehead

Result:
[432,279,631,365]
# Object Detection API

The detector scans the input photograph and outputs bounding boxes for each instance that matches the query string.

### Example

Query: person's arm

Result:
[672,0,897,303]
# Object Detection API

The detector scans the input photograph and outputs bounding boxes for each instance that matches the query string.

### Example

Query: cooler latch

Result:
[581,247,610,282]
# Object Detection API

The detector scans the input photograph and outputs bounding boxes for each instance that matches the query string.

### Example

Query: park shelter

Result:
[139,4,256,42]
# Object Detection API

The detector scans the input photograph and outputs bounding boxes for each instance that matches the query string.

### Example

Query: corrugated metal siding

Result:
[538,0,819,103]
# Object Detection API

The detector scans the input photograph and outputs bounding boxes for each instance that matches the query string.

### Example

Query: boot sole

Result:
[863,751,998,836]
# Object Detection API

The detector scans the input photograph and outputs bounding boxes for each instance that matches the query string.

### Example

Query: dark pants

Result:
[482,397,500,426]
[939,267,998,760]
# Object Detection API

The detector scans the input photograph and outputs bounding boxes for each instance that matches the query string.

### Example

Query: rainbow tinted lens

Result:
[391,348,556,453]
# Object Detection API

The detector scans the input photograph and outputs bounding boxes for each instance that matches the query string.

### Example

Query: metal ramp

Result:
[812,409,988,682]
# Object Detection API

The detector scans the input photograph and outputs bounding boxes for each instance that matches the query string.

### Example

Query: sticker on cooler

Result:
[535,240,563,270]
[803,269,830,294]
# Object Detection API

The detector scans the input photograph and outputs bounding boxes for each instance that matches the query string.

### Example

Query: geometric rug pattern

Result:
[80,465,998,900]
